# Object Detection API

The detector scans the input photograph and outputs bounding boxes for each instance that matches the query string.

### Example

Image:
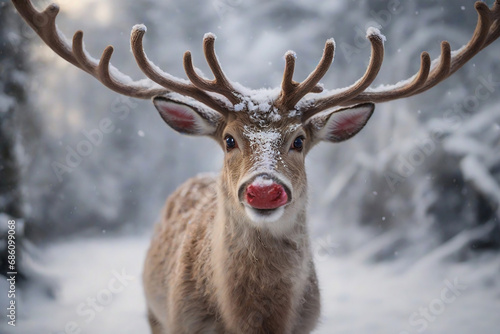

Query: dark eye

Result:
[225,135,237,151]
[291,136,305,151]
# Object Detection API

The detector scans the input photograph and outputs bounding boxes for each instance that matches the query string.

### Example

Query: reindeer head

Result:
[148,32,376,230]
[12,0,500,232]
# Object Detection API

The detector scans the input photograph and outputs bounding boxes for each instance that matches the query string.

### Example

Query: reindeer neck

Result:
[209,178,312,332]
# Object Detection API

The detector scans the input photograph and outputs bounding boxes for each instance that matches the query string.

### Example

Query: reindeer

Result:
[12,0,500,333]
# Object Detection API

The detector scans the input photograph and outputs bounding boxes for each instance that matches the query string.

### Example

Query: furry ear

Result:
[308,103,374,143]
[153,96,222,136]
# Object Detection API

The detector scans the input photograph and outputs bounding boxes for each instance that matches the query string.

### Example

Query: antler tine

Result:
[302,30,384,120]
[14,2,80,68]
[410,41,452,96]
[12,0,169,100]
[445,1,491,78]
[72,31,95,72]
[344,43,448,106]
[484,0,500,48]
[331,51,432,105]
[72,31,165,99]
[183,34,240,105]
[278,40,335,109]
[332,1,496,107]
[281,51,297,98]
[130,26,229,115]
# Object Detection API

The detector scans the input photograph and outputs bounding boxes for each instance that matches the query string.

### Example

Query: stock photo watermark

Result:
[341,0,404,62]
[53,268,135,334]
[384,73,500,192]
[399,278,467,334]
[5,219,18,327]
[212,0,243,20]
[51,96,138,182]
[313,234,341,262]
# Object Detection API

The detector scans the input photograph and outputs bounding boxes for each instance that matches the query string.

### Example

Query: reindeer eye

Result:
[291,136,305,151]
[225,135,237,151]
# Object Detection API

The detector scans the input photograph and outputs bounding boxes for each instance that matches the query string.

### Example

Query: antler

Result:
[130,26,234,115]
[11,0,238,115]
[299,1,500,121]
[11,0,168,99]
[277,40,335,109]
[183,33,240,105]
[13,0,500,121]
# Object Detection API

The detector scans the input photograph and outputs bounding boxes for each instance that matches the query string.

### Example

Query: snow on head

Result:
[233,87,282,125]
[243,125,283,172]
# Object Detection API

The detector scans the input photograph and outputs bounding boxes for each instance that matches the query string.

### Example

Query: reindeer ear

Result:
[153,96,221,136]
[309,103,374,143]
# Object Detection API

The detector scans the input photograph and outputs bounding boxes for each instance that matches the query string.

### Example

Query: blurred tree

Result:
[0,1,24,218]
[0,1,30,279]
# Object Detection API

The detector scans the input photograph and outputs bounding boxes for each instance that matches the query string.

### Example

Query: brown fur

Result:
[143,109,321,333]
[143,174,320,334]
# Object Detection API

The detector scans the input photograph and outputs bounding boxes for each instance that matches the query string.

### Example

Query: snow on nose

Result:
[245,180,288,210]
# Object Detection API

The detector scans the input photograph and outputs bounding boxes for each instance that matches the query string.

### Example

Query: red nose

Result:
[245,182,288,210]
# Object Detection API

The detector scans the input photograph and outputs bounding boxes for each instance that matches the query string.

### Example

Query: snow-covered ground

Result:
[2,233,499,334]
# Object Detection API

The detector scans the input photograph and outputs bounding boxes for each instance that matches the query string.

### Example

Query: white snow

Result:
[366,27,386,43]
[450,44,468,58]
[132,24,147,33]
[243,125,282,172]
[285,123,301,134]
[315,241,500,334]
[204,32,217,40]
[8,235,500,333]
[233,87,282,124]
[8,237,149,334]
[285,50,297,59]
[326,38,336,50]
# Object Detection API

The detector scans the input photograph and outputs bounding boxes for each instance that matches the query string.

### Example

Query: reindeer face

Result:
[221,113,307,229]
[153,96,374,234]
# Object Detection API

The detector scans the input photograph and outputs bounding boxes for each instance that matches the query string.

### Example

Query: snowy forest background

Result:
[1,0,499,333]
